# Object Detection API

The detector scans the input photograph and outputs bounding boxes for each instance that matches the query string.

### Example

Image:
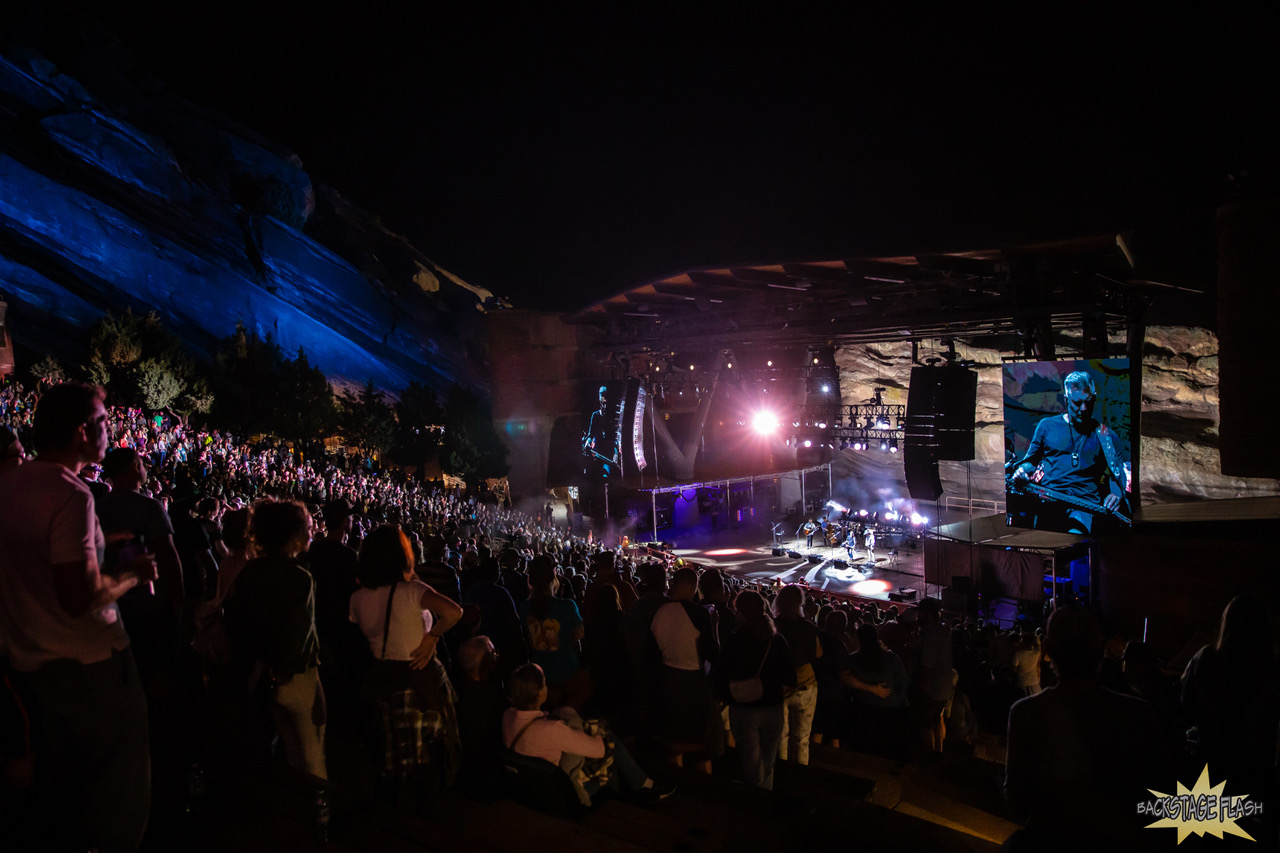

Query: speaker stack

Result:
[904,365,977,502]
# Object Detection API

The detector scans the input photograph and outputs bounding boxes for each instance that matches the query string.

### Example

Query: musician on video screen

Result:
[582,385,621,480]
[1009,371,1128,534]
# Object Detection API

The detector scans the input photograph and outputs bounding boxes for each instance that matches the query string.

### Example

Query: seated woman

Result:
[349,524,463,807]
[502,663,673,806]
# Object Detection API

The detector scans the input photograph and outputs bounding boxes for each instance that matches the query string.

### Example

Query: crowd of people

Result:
[1,380,1277,851]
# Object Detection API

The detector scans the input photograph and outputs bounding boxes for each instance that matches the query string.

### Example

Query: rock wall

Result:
[0,43,489,398]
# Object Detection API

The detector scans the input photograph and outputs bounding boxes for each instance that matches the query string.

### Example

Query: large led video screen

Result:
[546,382,625,488]
[1004,359,1133,534]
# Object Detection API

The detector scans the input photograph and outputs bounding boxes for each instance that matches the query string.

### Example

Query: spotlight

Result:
[767,360,773,367]
[751,411,779,435]
[880,440,888,452]
[816,421,827,429]
[889,440,898,454]
[821,384,830,393]
[726,362,732,368]
[803,439,812,448]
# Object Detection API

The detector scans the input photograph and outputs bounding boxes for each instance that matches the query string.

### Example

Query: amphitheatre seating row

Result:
[143,739,1016,852]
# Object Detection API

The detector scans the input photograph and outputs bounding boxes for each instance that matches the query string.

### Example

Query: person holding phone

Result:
[97,447,186,695]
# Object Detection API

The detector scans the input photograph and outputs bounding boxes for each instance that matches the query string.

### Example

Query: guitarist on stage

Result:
[1009,371,1129,533]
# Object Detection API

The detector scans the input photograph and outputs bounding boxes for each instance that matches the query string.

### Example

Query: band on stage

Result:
[798,510,879,565]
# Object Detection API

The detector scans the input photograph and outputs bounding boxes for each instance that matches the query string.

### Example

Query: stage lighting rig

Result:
[788,402,906,451]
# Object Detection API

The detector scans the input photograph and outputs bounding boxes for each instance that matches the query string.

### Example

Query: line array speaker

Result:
[905,365,977,461]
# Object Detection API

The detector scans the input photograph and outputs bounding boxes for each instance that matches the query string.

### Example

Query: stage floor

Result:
[653,527,933,605]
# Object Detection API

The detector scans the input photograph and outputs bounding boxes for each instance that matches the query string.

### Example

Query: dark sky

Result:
[93,4,1274,311]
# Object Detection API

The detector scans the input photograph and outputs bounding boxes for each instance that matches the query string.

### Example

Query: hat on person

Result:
[423,534,447,560]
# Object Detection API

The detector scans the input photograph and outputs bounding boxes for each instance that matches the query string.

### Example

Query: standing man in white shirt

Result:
[0,383,157,853]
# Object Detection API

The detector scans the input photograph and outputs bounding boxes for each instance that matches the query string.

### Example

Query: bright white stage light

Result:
[803,439,812,448]
[910,512,928,526]
[751,411,779,435]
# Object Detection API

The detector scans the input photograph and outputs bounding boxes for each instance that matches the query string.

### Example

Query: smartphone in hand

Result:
[105,532,154,593]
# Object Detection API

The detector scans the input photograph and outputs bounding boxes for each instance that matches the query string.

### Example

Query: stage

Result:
[642,527,932,606]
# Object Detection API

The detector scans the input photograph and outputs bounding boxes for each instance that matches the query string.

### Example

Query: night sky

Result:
[92,5,1273,311]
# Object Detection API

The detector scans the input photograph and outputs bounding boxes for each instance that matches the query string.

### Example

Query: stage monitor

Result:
[1003,359,1133,534]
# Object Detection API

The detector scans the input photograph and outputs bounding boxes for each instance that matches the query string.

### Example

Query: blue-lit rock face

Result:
[0,49,488,397]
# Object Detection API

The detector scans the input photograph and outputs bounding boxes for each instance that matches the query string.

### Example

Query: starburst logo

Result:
[1138,765,1262,843]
